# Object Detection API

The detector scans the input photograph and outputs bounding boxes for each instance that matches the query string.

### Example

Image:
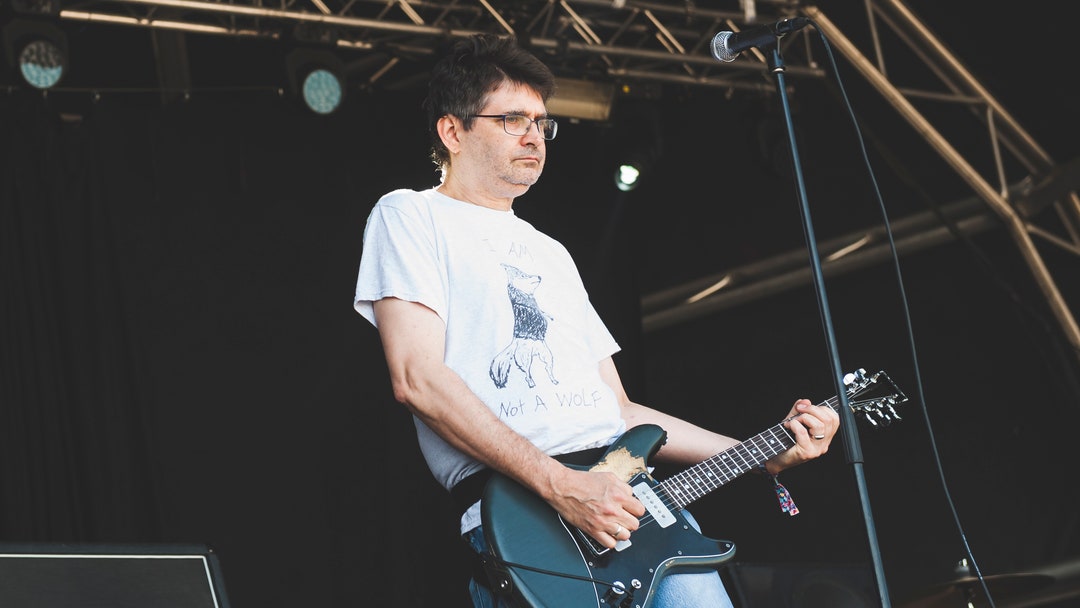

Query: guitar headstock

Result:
[843,369,907,427]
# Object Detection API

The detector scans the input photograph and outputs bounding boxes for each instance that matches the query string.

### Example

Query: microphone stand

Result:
[763,45,893,607]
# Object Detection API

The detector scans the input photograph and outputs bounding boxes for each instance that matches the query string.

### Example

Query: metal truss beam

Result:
[641,193,1003,332]
[810,3,1079,361]
[47,0,1080,360]
[642,1,1079,363]
[55,0,825,89]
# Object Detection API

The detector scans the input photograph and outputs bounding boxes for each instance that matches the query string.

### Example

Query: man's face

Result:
[456,81,548,197]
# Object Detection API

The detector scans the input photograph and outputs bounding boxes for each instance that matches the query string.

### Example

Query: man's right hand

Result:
[544,467,645,549]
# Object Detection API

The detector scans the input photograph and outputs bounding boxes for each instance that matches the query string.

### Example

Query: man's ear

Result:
[436,115,462,155]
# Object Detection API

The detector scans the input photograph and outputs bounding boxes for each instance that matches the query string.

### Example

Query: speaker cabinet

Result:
[0,542,230,608]
[724,561,877,608]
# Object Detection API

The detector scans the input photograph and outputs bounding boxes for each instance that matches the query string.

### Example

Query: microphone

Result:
[710,17,810,62]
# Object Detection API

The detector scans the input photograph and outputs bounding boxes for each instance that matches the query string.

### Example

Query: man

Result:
[354,34,839,607]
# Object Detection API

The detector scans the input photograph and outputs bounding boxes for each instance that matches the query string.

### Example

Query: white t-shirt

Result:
[354,188,626,530]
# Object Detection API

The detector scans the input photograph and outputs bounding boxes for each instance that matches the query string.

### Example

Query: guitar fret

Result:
[680,465,709,501]
[691,463,723,491]
[662,424,798,508]
[689,463,715,495]
[666,456,729,508]
[744,436,768,466]
[710,453,740,482]
[760,425,795,456]
[684,470,706,500]
[730,446,754,472]
[665,479,689,506]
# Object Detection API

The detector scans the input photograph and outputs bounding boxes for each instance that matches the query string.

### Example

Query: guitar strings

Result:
[633,387,886,529]
[588,382,893,553]
[629,428,795,533]
[625,398,842,533]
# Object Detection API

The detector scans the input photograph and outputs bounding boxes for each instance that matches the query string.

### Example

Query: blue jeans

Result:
[465,510,734,608]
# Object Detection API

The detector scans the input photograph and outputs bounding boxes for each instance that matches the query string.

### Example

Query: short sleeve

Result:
[354,191,448,326]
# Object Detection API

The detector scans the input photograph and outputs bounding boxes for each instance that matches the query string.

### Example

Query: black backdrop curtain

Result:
[1,93,160,541]
[0,89,479,606]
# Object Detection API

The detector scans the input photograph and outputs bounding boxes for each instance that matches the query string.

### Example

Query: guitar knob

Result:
[602,581,627,604]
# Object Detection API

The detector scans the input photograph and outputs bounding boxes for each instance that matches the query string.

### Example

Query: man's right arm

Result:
[372,296,642,547]
[374,296,549,475]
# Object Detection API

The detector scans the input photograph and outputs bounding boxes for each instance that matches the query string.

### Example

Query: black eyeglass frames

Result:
[470,114,558,140]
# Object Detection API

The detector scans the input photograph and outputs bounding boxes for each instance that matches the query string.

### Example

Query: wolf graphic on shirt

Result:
[489,264,559,389]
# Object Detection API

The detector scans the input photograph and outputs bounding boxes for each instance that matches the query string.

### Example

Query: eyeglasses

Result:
[471,114,558,140]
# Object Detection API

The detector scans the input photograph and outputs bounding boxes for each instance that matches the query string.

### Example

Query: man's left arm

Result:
[598,357,838,475]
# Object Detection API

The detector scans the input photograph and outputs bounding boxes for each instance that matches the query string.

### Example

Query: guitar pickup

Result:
[633,482,675,527]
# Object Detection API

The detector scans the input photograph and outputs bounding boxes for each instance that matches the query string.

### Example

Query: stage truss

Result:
[32,0,1080,356]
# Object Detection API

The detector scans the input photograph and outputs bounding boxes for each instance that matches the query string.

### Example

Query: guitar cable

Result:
[479,551,633,599]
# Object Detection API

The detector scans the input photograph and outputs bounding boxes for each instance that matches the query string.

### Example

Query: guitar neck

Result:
[658,394,842,510]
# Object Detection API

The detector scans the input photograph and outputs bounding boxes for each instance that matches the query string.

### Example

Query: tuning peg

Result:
[885,401,902,421]
[843,369,866,386]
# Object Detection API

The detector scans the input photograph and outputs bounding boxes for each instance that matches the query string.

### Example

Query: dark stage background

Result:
[2,1,1079,607]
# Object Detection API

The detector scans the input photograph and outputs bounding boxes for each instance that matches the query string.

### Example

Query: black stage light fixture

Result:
[2,19,68,90]
[11,0,63,15]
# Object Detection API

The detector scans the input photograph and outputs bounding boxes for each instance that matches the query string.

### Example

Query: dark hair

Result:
[423,34,556,172]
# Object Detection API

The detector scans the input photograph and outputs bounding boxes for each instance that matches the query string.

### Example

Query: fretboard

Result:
[657,393,842,509]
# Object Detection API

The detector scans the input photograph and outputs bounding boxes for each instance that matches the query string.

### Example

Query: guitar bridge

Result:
[566,517,637,559]
[575,528,611,558]
[568,524,632,559]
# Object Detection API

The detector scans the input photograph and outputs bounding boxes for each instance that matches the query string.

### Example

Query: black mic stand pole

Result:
[763,45,892,607]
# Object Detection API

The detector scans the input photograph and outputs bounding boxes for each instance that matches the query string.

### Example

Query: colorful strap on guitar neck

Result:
[772,476,799,515]
[759,463,799,516]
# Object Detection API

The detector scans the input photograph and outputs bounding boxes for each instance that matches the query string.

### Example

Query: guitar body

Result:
[481,425,736,608]
[480,370,907,607]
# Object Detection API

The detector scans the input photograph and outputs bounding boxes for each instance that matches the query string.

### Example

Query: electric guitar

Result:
[480,369,906,608]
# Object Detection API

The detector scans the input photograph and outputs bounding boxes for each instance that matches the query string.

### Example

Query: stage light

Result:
[613,146,660,192]
[286,48,345,115]
[300,67,342,114]
[615,161,644,192]
[608,101,664,192]
[19,38,64,88]
[2,19,68,90]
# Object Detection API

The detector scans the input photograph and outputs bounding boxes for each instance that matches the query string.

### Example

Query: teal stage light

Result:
[19,38,65,89]
[286,48,346,115]
[2,19,68,90]
[300,68,343,115]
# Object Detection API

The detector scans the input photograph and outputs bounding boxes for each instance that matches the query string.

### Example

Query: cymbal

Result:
[901,572,1055,608]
